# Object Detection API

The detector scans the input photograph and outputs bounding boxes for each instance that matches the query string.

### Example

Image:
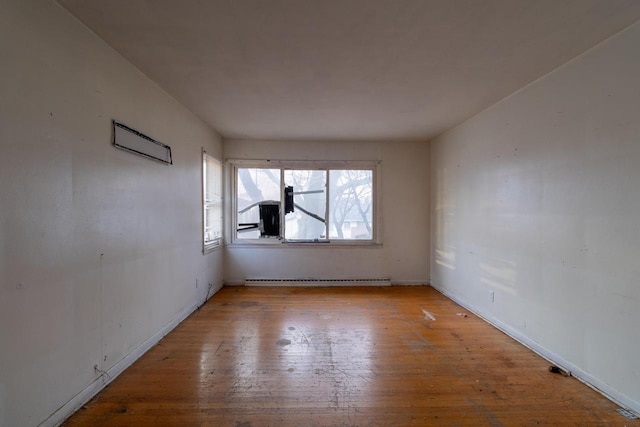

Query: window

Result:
[231,161,377,244]
[203,151,223,251]
[236,167,281,239]
[328,169,373,239]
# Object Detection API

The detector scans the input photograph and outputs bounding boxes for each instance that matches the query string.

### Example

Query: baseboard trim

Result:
[225,280,428,287]
[429,281,640,417]
[224,280,429,288]
[245,277,391,286]
[44,283,222,427]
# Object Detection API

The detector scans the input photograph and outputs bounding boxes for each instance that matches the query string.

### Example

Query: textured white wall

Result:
[0,1,223,425]
[223,139,430,285]
[431,21,640,411]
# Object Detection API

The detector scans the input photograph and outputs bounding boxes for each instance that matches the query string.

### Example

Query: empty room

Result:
[1,0,640,425]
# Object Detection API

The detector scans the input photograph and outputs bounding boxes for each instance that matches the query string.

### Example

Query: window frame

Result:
[202,150,224,253]
[228,159,380,246]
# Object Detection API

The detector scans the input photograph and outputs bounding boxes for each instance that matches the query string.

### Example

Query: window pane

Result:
[284,170,326,240]
[237,168,281,239]
[328,170,373,239]
[203,153,223,247]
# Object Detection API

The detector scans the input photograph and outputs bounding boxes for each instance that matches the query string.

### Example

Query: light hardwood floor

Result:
[64,286,638,426]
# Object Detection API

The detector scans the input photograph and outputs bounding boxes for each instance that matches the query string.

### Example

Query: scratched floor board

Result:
[64,286,637,426]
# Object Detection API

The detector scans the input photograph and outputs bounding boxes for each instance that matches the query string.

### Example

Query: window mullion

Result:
[280,168,285,239]
[325,169,330,240]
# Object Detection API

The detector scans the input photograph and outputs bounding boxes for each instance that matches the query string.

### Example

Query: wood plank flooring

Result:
[64,286,638,426]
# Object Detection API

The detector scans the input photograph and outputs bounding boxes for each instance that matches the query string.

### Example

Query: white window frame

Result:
[228,159,380,246]
[203,150,223,253]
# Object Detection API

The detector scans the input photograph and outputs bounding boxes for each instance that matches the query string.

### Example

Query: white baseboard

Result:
[226,279,428,287]
[44,283,222,427]
[429,281,640,417]
[245,277,391,286]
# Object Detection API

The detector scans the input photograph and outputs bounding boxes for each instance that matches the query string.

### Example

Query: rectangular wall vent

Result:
[245,278,391,286]
[113,120,172,164]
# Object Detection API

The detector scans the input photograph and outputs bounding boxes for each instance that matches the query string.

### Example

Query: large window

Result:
[232,161,376,244]
[203,151,223,251]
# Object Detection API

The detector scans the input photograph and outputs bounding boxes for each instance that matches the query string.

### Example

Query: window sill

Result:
[227,240,382,248]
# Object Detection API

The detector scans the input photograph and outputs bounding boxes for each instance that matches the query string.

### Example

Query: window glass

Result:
[284,170,327,240]
[329,170,373,239]
[203,152,223,249]
[237,168,281,239]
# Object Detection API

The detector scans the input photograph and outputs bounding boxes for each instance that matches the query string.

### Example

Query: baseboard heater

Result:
[244,278,392,286]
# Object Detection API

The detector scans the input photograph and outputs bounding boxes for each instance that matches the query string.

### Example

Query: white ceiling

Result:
[58,0,640,142]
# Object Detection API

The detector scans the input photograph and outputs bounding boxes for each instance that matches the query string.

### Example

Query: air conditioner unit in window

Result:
[259,202,280,237]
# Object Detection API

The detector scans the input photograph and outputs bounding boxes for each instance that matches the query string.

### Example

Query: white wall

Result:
[431,21,640,411]
[0,1,223,426]
[224,139,430,285]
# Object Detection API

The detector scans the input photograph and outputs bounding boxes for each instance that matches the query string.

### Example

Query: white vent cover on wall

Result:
[113,120,172,164]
